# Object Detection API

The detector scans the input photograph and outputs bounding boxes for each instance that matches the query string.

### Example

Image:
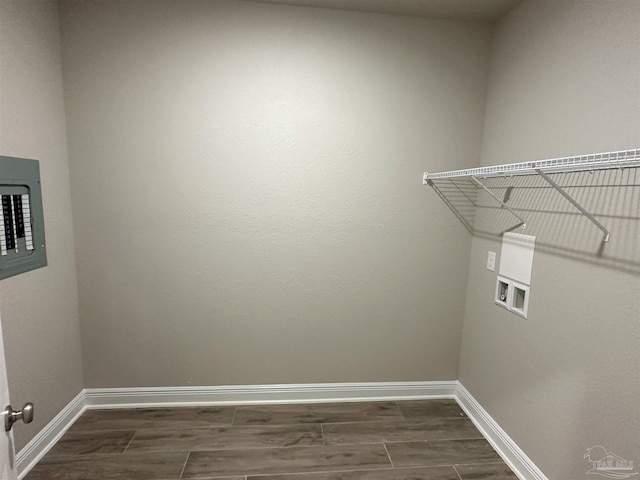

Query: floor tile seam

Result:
[387,459,509,470]
[179,451,192,479]
[148,476,186,480]
[123,429,138,453]
[382,443,395,468]
[72,419,409,431]
[34,449,190,462]
[386,434,495,444]
[125,422,411,435]
[45,442,354,458]
[156,476,240,480]
[322,435,487,446]
[241,465,463,479]
[384,435,488,444]
[452,464,464,480]
[133,421,369,429]
[387,461,473,469]
[35,451,136,461]
[323,435,490,445]
[184,477,248,480]
[126,424,326,436]
[181,442,392,453]
[396,416,469,421]
[235,418,405,426]
[319,417,471,427]
[183,470,391,480]
[70,424,238,432]
[231,408,238,426]
[126,443,327,454]
[40,445,308,459]
[137,477,182,480]
[452,461,510,467]
[248,468,394,478]
[211,465,397,479]
[57,427,138,434]
[42,436,489,458]
[117,435,489,455]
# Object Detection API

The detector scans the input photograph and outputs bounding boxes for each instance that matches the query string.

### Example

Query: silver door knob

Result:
[4,402,34,432]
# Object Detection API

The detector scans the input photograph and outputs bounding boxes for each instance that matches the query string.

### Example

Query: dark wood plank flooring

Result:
[24,399,519,480]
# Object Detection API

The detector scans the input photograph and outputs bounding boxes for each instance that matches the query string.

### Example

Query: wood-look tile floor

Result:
[24,400,519,480]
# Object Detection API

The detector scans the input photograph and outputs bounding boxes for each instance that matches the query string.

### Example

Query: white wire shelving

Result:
[423,148,640,242]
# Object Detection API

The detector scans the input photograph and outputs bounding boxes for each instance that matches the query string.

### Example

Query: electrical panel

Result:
[0,156,47,280]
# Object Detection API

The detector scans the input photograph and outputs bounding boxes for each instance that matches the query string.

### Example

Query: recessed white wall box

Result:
[495,233,535,319]
[495,276,531,319]
[495,276,510,310]
[510,280,530,319]
[499,233,535,284]
[487,251,496,271]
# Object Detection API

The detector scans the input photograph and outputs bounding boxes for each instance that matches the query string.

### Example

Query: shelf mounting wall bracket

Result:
[535,168,610,242]
[469,176,527,230]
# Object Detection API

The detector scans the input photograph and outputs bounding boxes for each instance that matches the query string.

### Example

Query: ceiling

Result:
[243,0,523,22]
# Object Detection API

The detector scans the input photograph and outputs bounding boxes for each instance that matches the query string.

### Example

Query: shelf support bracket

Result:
[427,180,474,234]
[470,176,526,229]
[535,169,610,242]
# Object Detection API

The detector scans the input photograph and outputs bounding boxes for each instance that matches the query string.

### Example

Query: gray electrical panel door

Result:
[0,156,47,279]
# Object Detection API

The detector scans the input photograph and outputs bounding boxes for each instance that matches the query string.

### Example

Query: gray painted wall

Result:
[458,1,640,479]
[4,3,636,472]
[0,0,84,450]
[60,0,491,387]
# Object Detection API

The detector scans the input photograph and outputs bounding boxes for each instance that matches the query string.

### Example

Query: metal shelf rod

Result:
[469,176,526,230]
[423,148,640,182]
[535,169,610,242]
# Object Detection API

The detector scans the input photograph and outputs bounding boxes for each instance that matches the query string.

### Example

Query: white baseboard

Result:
[83,381,457,409]
[16,380,546,480]
[455,383,548,480]
[16,390,86,479]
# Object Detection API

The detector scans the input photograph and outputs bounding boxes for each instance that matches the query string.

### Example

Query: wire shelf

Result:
[423,148,640,242]
[423,148,640,182]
